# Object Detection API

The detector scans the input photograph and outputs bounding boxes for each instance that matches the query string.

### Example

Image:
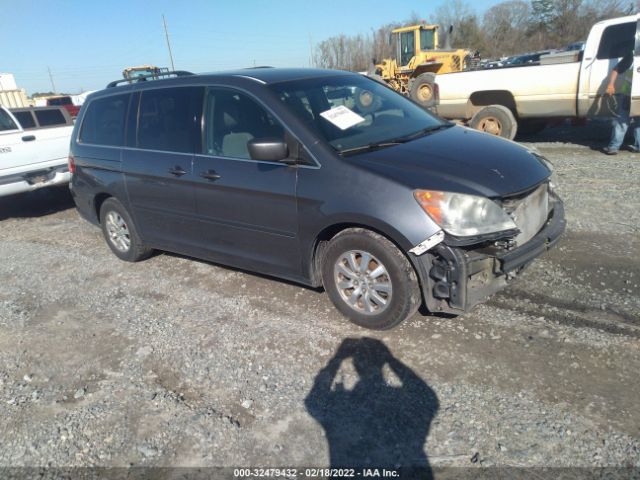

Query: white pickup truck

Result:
[0,105,74,197]
[435,14,639,139]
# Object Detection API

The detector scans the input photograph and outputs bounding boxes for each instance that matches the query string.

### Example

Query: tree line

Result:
[313,0,636,71]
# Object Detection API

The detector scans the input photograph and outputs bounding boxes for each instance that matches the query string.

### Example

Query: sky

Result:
[1,0,501,95]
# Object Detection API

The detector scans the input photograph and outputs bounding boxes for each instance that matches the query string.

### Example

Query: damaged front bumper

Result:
[412,194,566,314]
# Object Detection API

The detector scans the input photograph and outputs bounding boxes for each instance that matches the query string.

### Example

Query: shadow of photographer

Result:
[305,337,439,478]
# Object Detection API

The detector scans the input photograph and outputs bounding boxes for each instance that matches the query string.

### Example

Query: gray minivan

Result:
[69,68,565,329]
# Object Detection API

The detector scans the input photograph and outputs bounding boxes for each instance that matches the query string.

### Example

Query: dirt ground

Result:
[0,123,638,478]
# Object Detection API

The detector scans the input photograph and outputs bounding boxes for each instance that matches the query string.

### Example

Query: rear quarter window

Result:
[12,111,36,129]
[79,94,130,146]
[34,109,67,127]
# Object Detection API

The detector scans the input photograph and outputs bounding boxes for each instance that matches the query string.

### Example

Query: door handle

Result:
[200,169,221,181]
[22,135,36,142]
[168,166,187,177]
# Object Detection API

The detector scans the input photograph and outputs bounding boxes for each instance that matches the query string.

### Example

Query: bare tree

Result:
[435,0,478,46]
[484,1,531,57]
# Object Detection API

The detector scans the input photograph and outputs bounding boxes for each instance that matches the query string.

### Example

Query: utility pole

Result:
[162,14,176,71]
[308,33,313,67]
[47,66,56,93]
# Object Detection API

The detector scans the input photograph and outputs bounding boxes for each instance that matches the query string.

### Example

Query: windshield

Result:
[269,75,445,154]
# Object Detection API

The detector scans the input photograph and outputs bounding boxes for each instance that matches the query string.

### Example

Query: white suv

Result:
[0,105,74,197]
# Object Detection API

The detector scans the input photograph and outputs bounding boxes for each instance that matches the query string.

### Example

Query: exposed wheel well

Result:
[94,193,112,222]
[468,90,517,118]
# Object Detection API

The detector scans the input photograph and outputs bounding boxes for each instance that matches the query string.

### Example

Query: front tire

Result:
[409,73,437,108]
[322,229,421,330]
[100,198,153,262]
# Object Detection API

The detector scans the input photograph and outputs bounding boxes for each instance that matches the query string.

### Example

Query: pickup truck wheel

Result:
[322,229,421,330]
[100,198,153,262]
[470,105,518,140]
[409,73,437,108]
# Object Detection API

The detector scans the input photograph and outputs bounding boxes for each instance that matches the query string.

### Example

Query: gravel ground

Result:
[0,122,638,477]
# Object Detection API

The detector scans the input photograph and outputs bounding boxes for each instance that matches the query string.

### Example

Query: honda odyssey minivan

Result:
[69,68,565,329]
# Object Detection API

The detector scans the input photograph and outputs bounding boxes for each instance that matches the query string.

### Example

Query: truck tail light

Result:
[68,155,76,174]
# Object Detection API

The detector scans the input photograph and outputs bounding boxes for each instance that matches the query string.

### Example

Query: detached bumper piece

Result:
[421,200,566,314]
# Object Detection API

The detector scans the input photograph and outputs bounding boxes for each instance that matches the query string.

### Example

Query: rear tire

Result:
[99,198,153,262]
[469,105,518,140]
[409,73,437,108]
[322,229,421,330]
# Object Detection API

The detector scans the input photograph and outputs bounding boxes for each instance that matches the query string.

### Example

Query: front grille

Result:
[502,183,549,246]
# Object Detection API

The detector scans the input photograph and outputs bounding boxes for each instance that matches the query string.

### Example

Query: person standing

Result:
[603,50,639,155]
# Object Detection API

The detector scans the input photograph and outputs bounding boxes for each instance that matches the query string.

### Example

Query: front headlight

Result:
[414,190,517,237]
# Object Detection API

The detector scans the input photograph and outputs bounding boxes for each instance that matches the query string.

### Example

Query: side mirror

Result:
[248,138,289,162]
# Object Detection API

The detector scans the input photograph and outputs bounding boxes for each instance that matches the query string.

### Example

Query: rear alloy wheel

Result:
[105,211,131,253]
[100,198,153,262]
[469,105,518,140]
[322,229,421,330]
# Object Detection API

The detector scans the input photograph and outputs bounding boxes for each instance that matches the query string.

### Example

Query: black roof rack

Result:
[106,70,194,88]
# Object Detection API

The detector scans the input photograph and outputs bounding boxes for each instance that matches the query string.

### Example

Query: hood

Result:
[351,125,550,198]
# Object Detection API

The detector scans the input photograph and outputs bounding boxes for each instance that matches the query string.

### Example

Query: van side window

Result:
[597,22,636,60]
[13,111,36,129]
[204,88,285,159]
[34,109,66,127]
[137,87,204,154]
[0,109,18,131]
[80,94,129,146]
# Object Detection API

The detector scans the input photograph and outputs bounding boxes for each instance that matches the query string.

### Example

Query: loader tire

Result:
[409,73,437,108]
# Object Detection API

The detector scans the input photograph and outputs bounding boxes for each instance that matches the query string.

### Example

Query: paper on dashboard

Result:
[319,105,366,130]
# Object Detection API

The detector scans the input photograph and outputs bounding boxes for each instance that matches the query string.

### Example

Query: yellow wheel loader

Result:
[373,24,473,108]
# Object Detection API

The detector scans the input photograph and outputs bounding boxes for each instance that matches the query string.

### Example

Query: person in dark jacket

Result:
[603,51,638,155]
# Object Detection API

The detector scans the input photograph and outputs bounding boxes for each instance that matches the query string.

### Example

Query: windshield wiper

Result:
[338,141,403,156]
[392,122,454,142]
[337,122,454,157]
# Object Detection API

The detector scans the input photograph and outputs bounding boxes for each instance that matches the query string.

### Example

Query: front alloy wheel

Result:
[334,250,393,315]
[322,229,421,330]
